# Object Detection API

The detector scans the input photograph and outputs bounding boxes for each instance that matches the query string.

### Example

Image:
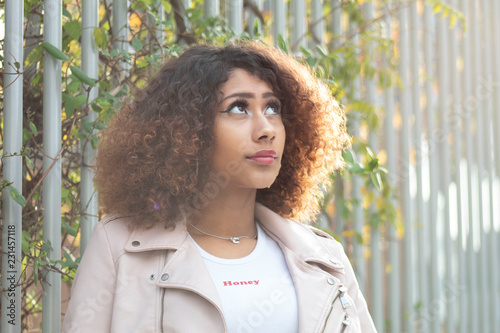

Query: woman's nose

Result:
[253,116,277,143]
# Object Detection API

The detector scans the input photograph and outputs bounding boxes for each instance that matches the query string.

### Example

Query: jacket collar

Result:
[124,203,344,272]
[254,203,344,271]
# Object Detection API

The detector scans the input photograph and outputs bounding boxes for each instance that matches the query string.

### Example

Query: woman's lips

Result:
[247,150,277,165]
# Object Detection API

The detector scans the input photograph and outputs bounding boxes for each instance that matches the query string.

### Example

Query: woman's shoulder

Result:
[95,214,134,235]
[86,215,135,258]
[306,224,346,254]
[90,214,188,255]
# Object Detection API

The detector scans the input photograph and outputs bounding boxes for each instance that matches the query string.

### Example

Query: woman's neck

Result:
[187,187,259,259]
[191,187,257,236]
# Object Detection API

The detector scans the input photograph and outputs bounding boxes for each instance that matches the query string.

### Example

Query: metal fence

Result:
[2,0,499,332]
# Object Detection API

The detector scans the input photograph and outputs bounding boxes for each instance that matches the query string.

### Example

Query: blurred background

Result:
[1,0,499,332]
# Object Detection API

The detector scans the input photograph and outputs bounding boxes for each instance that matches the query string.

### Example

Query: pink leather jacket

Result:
[63,203,376,332]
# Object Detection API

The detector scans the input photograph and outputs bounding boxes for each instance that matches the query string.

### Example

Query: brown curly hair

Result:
[94,41,349,228]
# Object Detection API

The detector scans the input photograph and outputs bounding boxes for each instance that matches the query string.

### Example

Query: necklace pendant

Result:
[230,237,240,244]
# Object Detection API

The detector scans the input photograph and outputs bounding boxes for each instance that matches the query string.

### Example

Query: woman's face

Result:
[210,68,286,191]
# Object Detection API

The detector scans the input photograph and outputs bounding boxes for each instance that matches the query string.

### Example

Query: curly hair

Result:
[94,41,349,228]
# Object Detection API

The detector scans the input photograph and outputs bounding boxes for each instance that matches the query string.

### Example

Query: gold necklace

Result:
[188,223,257,244]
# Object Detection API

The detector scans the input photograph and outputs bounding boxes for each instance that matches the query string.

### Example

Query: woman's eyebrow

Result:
[223,92,276,101]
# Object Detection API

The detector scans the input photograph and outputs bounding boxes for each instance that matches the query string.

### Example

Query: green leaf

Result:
[41,241,52,252]
[371,172,383,192]
[277,34,289,54]
[91,133,99,149]
[131,37,143,51]
[63,252,78,269]
[366,146,376,160]
[161,0,172,13]
[42,42,70,60]
[315,45,328,58]
[93,27,109,49]
[8,185,26,207]
[253,18,260,36]
[378,166,389,174]
[82,120,94,133]
[64,20,81,41]
[70,65,96,87]
[23,129,32,142]
[136,58,149,68]
[75,94,88,107]
[91,102,103,113]
[63,93,76,117]
[61,187,69,199]
[62,6,72,19]
[68,79,81,94]
[25,45,43,68]
[349,162,365,174]
[77,133,88,140]
[368,158,379,171]
[95,121,106,130]
[63,222,78,237]
[22,231,31,255]
[29,122,38,136]
[25,156,34,169]
[33,261,40,284]
[343,148,355,164]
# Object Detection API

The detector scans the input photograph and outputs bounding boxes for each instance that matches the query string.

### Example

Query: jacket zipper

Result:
[160,251,168,333]
[320,284,351,333]
[340,314,350,333]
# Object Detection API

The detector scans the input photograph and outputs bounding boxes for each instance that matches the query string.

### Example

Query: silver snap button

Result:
[132,240,140,247]
[149,274,156,281]
[327,277,335,285]
[161,273,170,281]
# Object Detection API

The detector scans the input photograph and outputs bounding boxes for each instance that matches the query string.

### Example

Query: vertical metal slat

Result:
[398,6,414,333]
[204,0,219,18]
[410,3,429,331]
[349,21,366,294]
[80,0,99,254]
[382,2,400,330]
[227,0,243,35]
[363,2,383,330]
[291,0,306,51]
[448,0,467,331]
[1,0,24,332]
[272,0,286,45]
[42,1,62,332]
[471,1,490,331]
[310,0,324,48]
[480,1,498,332]
[436,7,455,332]
[458,0,479,330]
[423,3,441,332]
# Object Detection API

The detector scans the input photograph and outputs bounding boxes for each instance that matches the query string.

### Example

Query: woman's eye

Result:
[222,100,249,114]
[264,103,281,115]
[228,104,247,114]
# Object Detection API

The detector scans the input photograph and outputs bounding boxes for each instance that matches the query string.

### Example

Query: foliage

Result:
[0,0,424,330]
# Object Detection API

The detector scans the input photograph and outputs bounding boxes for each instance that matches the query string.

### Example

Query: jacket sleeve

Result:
[334,240,377,332]
[62,221,117,333]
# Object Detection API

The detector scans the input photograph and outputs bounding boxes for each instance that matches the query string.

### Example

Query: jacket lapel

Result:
[255,203,345,332]
[124,221,224,315]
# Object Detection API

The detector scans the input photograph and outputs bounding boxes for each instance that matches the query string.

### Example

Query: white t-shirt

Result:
[191,224,299,333]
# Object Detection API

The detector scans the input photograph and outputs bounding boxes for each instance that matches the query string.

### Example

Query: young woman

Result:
[63,42,376,332]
